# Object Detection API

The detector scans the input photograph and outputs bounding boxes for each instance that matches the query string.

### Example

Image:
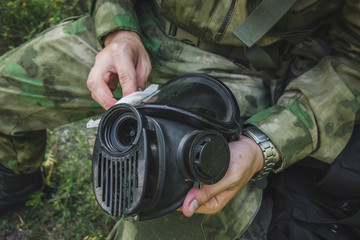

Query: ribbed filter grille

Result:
[96,152,139,217]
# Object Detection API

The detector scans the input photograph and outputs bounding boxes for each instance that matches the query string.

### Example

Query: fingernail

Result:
[189,199,199,215]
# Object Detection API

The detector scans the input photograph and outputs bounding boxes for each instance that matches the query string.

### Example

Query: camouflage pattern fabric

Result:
[0,16,105,173]
[90,0,360,170]
[107,184,262,240]
[91,0,141,46]
[1,0,360,239]
[94,0,360,238]
[156,0,344,47]
[0,4,268,239]
[0,3,268,238]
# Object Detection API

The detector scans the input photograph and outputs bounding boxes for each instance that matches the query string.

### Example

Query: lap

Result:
[0,15,103,135]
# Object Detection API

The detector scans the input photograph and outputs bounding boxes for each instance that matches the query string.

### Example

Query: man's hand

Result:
[87,30,151,110]
[181,136,266,217]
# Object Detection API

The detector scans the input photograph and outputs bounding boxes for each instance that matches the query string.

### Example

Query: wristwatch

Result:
[242,127,277,189]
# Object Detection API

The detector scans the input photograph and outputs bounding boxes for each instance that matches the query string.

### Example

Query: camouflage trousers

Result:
[0,3,271,239]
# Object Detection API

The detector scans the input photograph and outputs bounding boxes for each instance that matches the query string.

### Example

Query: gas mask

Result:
[92,73,241,221]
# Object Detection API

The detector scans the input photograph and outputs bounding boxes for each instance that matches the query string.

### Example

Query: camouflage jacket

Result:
[90,0,360,171]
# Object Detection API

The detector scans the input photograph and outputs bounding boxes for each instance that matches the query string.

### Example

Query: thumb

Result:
[182,187,201,217]
[182,182,240,217]
[182,185,227,217]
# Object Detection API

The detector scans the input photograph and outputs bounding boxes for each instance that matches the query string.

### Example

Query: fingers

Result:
[109,31,151,96]
[87,30,151,110]
[111,42,151,96]
[182,156,242,217]
[181,137,265,217]
[135,56,151,91]
[111,42,138,97]
[87,56,118,110]
[182,188,201,217]
[182,183,238,217]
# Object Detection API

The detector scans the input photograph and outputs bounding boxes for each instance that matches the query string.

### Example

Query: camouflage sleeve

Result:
[90,0,140,46]
[245,1,360,172]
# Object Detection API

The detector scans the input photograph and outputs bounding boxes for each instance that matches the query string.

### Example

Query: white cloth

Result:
[86,84,159,128]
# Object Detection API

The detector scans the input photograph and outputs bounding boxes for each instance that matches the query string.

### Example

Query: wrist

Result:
[240,135,264,174]
[104,30,141,46]
[242,127,278,188]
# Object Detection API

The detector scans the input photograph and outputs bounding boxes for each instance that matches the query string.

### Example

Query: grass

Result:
[0,118,117,239]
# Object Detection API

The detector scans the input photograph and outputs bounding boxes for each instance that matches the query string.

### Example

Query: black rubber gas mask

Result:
[92,73,241,221]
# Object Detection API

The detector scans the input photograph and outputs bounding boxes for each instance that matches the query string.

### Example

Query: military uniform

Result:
[1,0,360,239]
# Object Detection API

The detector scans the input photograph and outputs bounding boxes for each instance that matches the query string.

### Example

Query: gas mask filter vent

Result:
[95,151,140,217]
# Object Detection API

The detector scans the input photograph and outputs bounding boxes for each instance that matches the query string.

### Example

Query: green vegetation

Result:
[0,1,118,239]
[0,0,88,55]
[1,119,117,240]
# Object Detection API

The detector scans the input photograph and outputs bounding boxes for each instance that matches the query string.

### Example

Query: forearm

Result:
[246,55,360,171]
[245,0,360,171]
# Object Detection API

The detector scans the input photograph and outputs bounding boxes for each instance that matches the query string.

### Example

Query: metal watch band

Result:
[242,127,277,181]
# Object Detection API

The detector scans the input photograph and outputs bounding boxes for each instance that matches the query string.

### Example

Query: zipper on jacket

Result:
[214,0,236,41]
